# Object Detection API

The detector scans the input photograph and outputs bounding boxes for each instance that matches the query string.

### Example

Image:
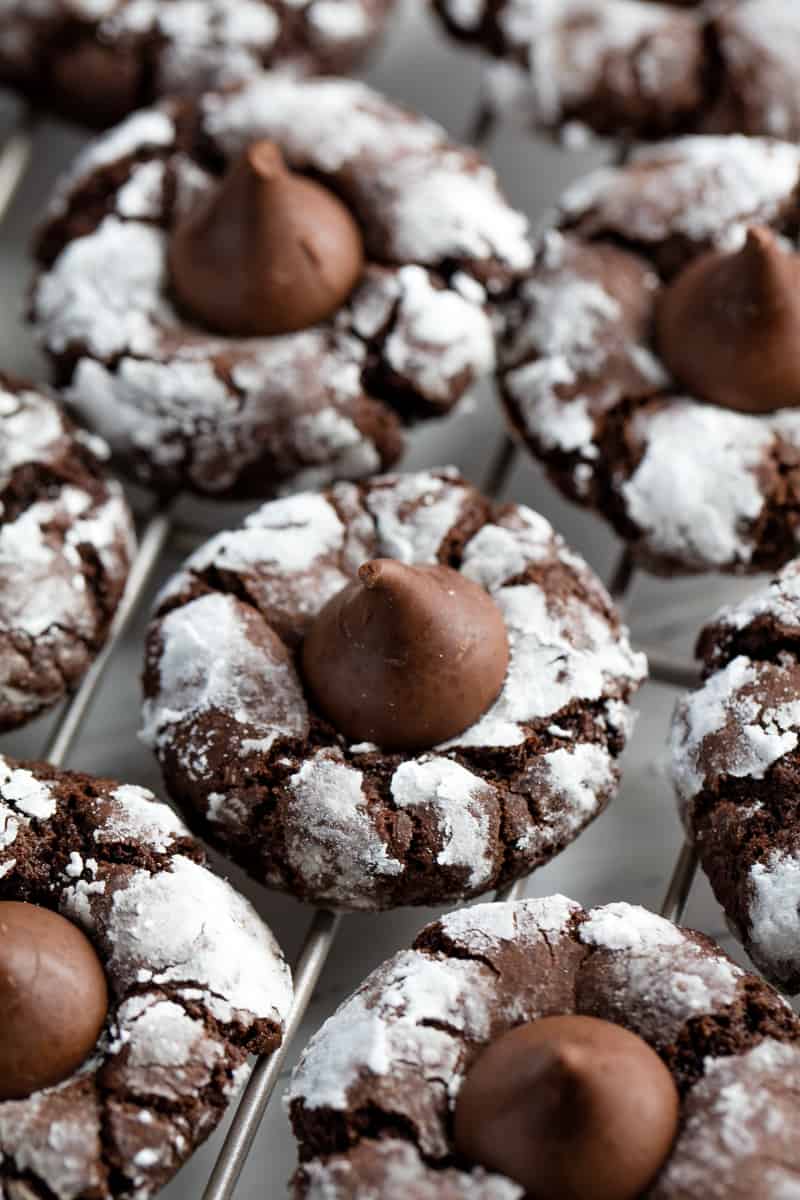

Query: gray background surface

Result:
[0,4,767,1195]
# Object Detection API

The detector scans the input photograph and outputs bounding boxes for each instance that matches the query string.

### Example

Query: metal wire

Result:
[203,909,342,1200]
[0,115,704,1200]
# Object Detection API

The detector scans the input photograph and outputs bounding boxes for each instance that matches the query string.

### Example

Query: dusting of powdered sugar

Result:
[291,895,769,1196]
[34,76,527,498]
[562,135,800,249]
[66,854,293,1029]
[144,471,644,908]
[0,754,293,1200]
[299,1139,524,1200]
[288,947,497,1115]
[705,558,800,641]
[671,656,800,806]
[621,403,775,570]
[0,0,387,109]
[140,591,308,761]
[391,757,496,890]
[95,785,186,853]
[651,1039,800,1200]
[748,850,800,985]
[286,753,404,907]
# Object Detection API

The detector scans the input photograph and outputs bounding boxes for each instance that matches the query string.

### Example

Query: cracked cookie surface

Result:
[0,0,396,129]
[31,78,530,500]
[288,896,800,1198]
[673,558,800,991]
[432,0,800,145]
[141,467,646,910]
[0,377,135,732]
[498,135,800,575]
[0,753,293,1200]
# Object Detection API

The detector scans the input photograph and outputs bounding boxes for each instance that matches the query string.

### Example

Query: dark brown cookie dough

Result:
[431,0,800,145]
[0,753,293,1199]
[672,558,800,992]
[288,897,800,1199]
[0,376,135,731]
[141,468,646,911]
[31,77,531,500]
[0,0,396,129]
[497,135,800,576]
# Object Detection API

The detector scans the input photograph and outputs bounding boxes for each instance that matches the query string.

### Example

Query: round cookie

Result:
[140,467,646,911]
[288,896,800,1199]
[498,134,800,576]
[431,0,800,145]
[0,0,396,129]
[0,752,293,1199]
[31,76,531,501]
[672,558,800,992]
[0,376,135,731]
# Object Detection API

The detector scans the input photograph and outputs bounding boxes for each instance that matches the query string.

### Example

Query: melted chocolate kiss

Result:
[301,558,509,751]
[0,901,109,1100]
[656,225,800,414]
[454,1015,679,1200]
[169,139,365,337]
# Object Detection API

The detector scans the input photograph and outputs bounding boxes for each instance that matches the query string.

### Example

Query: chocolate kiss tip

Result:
[246,139,285,180]
[301,559,509,752]
[168,135,365,338]
[454,1016,680,1200]
[656,222,800,415]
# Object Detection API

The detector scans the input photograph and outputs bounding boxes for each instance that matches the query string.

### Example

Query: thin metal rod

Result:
[641,651,701,691]
[466,90,497,148]
[608,546,635,604]
[483,432,517,499]
[0,114,36,217]
[496,877,528,902]
[660,840,699,923]
[203,909,342,1200]
[45,507,173,766]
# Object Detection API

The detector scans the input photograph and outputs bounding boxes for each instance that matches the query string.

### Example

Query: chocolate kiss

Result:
[656,225,800,414]
[168,139,365,337]
[301,559,509,751]
[454,1015,680,1200]
[0,901,109,1100]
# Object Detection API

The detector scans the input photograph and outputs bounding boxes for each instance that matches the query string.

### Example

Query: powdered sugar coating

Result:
[0,0,395,126]
[499,137,800,575]
[672,560,800,991]
[0,753,292,1199]
[142,469,645,910]
[651,1040,800,1199]
[433,0,800,146]
[290,896,793,1199]
[0,379,135,731]
[33,77,529,499]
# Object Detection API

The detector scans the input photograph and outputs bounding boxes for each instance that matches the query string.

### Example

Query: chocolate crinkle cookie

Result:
[0,377,135,732]
[288,897,800,1199]
[0,753,293,1199]
[31,75,531,501]
[141,468,646,911]
[0,0,396,129]
[672,558,800,992]
[498,134,800,576]
[432,0,800,145]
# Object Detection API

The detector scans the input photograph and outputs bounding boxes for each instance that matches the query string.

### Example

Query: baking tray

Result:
[0,4,770,1194]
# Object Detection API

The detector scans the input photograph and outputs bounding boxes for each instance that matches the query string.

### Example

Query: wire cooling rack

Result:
[0,97,704,1199]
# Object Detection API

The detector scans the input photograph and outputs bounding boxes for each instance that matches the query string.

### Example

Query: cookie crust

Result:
[289,897,800,1199]
[32,79,531,499]
[0,376,135,731]
[498,135,800,575]
[0,754,293,1199]
[141,468,646,910]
